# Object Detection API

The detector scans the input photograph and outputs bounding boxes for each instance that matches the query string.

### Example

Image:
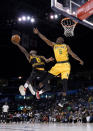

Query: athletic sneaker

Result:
[58,97,67,107]
[36,91,40,99]
[19,85,26,96]
[58,103,63,107]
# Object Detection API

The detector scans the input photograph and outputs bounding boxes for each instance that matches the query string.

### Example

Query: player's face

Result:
[56,37,64,44]
[30,50,37,56]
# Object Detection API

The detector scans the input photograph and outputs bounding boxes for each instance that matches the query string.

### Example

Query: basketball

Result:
[11,34,21,44]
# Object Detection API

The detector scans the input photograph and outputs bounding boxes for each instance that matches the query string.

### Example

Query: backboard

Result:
[51,0,93,29]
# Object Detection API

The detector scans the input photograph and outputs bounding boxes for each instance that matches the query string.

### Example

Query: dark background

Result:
[0,0,93,78]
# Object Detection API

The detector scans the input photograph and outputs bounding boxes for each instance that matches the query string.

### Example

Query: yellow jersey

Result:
[53,43,69,62]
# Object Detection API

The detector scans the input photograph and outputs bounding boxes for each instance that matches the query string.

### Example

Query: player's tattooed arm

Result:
[16,44,30,62]
[41,56,54,63]
[33,28,54,47]
[67,45,84,65]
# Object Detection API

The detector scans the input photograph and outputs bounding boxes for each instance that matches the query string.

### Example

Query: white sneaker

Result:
[19,85,26,96]
[28,84,36,95]
[58,103,63,107]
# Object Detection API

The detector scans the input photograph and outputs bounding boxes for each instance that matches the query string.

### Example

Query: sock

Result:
[39,90,43,95]
[24,83,29,89]
[28,84,36,95]
[39,85,51,95]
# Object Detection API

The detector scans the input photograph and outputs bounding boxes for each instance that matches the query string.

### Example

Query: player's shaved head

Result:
[56,37,64,44]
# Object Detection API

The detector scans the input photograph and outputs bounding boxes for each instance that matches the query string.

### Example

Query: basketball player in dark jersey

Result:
[11,40,54,96]
[33,28,84,99]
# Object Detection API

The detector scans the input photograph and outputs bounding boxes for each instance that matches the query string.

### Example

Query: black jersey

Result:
[29,55,45,69]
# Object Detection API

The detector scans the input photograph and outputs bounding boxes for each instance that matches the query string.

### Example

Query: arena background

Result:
[0,0,93,130]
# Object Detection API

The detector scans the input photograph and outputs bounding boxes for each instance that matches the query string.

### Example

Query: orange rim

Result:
[61,17,77,28]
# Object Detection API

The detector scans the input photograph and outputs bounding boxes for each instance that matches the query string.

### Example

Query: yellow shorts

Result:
[49,62,71,79]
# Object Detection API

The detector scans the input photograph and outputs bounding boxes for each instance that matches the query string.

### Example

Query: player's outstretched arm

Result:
[41,56,54,63]
[67,45,84,65]
[33,28,54,47]
[12,42,30,62]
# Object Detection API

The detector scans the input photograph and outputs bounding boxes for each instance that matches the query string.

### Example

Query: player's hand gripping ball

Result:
[11,34,21,44]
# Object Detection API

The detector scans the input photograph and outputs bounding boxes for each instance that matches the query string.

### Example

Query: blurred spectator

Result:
[2,102,9,123]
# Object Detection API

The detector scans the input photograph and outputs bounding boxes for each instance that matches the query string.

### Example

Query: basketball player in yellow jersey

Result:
[11,40,54,96]
[33,28,84,99]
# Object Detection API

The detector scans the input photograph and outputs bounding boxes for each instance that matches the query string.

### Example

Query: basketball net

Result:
[61,18,77,37]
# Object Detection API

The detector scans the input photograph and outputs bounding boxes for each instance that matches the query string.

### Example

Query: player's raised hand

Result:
[80,60,84,65]
[33,28,39,34]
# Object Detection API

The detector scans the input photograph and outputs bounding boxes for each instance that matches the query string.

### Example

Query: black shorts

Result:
[27,69,47,86]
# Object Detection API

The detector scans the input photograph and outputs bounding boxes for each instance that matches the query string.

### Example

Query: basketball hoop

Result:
[61,18,77,37]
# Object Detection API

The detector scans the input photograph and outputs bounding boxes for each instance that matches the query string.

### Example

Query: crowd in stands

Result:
[0,88,93,124]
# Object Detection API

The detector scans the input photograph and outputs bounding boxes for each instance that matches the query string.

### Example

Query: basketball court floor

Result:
[0,123,93,131]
